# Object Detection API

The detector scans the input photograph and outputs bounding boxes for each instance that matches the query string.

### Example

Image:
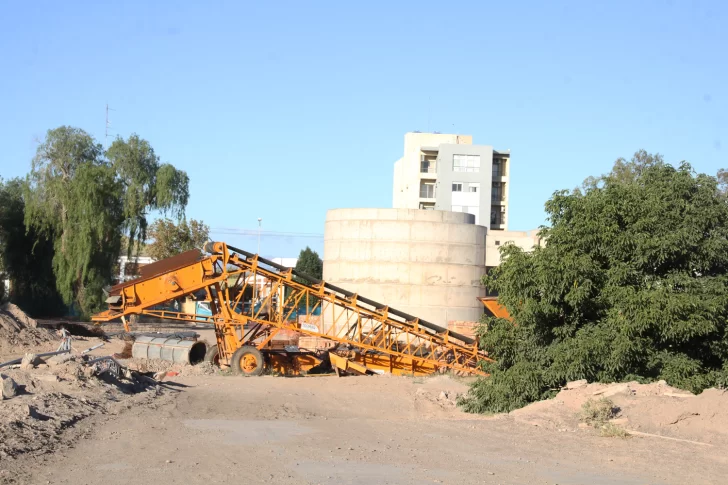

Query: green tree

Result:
[291,247,323,310]
[146,218,210,261]
[23,127,189,316]
[0,178,64,315]
[106,134,189,253]
[460,152,728,414]
[294,247,323,279]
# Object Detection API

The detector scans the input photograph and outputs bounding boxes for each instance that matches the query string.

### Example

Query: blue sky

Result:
[1,0,725,257]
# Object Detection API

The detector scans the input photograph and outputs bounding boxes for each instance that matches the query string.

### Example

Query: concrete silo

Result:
[322,208,487,331]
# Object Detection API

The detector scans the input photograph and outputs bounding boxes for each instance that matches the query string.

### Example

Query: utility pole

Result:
[105,104,115,149]
[253,217,263,308]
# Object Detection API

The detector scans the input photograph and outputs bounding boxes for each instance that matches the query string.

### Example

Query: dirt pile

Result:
[0,304,56,356]
[409,375,473,417]
[508,380,728,445]
[0,357,164,482]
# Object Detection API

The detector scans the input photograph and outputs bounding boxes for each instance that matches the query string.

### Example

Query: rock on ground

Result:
[1,375,18,399]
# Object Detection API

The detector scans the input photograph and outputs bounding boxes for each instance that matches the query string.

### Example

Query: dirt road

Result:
[10,374,726,485]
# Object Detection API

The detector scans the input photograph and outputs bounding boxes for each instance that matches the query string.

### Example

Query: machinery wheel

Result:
[204,344,220,366]
[230,346,265,376]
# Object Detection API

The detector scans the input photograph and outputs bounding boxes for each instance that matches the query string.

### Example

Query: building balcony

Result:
[420,161,437,174]
[419,187,436,199]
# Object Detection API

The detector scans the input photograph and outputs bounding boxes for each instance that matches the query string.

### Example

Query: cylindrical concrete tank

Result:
[131,336,207,365]
[323,208,487,329]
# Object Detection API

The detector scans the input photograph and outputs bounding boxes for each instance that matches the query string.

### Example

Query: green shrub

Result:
[460,152,728,414]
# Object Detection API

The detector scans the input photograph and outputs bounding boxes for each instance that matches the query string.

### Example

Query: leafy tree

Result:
[23,127,189,316]
[294,247,323,279]
[0,178,64,316]
[717,168,728,197]
[460,152,728,413]
[106,134,189,253]
[146,218,210,261]
[290,247,323,310]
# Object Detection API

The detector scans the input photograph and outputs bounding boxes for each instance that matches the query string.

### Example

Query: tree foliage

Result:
[294,247,323,280]
[146,218,210,261]
[0,178,65,316]
[460,152,728,413]
[22,126,189,316]
[292,247,323,309]
[106,134,189,251]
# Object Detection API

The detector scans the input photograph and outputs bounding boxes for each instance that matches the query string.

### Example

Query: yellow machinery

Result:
[479,296,512,320]
[92,242,491,376]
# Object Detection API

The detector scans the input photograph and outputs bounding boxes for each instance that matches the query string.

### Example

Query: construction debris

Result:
[123,357,217,377]
[0,305,170,468]
[0,303,56,355]
[20,353,41,370]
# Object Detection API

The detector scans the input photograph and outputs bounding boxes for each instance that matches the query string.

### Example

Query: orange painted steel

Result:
[93,242,491,376]
[478,296,512,320]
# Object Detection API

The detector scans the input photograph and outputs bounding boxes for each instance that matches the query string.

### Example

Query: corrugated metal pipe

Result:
[131,336,207,365]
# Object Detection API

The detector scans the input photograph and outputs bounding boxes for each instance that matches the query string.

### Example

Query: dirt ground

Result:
[2,312,728,484]
[2,373,726,485]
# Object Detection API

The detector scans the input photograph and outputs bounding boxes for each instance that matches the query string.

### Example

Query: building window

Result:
[495,240,501,246]
[453,154,480,173]
[452,183,462,192]
[419,202,435,210]
[490,208,506,225]
[492,182,504,202]
[420,160,436,173]
[493,158,507,178]
[420,180,436,199]
[468,182,479,193]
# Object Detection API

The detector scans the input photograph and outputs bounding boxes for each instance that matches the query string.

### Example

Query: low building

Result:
[485,229,543,270]
[118,255,155,283]
[270,257,298,268]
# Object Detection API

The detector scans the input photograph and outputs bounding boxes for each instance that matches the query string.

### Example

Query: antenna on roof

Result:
[105,104,116,149]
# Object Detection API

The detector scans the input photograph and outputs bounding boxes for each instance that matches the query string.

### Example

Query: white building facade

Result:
[393,132,510,230]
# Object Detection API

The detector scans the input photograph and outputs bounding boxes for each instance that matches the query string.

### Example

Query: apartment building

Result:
[392,132,509,230]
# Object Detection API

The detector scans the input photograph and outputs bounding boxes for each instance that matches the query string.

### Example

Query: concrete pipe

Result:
[131,336,207,365]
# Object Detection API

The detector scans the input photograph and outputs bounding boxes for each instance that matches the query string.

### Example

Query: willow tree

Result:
[0,177,64,315]
[460,152,728,413]
[24,127,189,316]
[106,134,189,253]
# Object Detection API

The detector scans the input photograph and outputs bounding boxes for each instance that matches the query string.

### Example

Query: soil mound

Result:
[0,304,56,356]
[508,380,728,445]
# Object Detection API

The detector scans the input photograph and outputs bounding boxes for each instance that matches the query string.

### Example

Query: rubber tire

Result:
[204,344,220,366]
[230,346,265,376]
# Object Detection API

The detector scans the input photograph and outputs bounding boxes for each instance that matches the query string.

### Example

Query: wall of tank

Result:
[322,208,487,329]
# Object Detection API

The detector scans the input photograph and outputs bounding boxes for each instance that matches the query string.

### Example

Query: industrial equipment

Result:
[92,242,490,376]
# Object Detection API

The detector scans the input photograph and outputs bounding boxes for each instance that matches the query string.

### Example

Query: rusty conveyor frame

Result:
[93,242,491,376]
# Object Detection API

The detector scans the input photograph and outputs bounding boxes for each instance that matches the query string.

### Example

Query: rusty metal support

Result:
[92,242,491,376]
